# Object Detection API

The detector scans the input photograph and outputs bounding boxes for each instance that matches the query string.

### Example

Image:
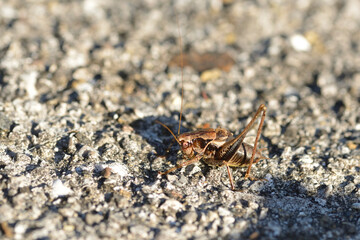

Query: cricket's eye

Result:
[182,141,189,148]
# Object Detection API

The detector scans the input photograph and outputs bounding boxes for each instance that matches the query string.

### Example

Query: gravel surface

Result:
[0,0,360,239]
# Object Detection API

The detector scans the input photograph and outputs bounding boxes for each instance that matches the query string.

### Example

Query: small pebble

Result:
[351,203,360,210]
[218,207,231,217]
[20,71,38,99]
[281,146,293,160]
[290,34,311,52]
[129,225,150,238]
[183,211,198,224]
[85,212,103,226]
[160,199,184,212]
[299,155,313,164]
[200,69,222,82]
[52,179,73,198]
[101,167,112,178]
[223,216,235,225]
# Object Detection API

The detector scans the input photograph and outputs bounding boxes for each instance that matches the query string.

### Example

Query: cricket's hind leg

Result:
[243,104,267,179]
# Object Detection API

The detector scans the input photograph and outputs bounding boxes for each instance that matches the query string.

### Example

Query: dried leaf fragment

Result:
[169,52,235,72]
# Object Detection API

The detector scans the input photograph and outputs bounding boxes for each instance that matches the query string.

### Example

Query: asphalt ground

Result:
[0,1,359,239]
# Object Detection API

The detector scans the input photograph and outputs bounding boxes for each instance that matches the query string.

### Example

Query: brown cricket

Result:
[156,22,267,191]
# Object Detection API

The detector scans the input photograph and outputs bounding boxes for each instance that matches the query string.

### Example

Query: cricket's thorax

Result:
[178,127,233,156]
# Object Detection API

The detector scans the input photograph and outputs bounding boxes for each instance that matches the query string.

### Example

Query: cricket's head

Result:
[177,134,194,156]
[154,120,196,156]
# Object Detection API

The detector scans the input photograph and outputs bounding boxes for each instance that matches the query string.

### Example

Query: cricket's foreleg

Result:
[244,104,267,179]
[159,154,202,175]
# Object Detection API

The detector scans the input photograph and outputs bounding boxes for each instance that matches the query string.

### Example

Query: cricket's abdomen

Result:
[226,142,263,167]
[203,142,263,168]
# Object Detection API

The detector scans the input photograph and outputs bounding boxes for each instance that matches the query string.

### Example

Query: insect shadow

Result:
[130,113,190,175]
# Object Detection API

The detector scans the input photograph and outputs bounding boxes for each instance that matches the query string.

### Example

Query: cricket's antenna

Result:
[154,17,184,143]
[155,120,181,146]
[177,16,184,135]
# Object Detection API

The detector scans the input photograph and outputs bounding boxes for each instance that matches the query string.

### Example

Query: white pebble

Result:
[52,179,73,197]
[322,84,338,98]
[265,174,273,182]
[1,5,17,19]
[218,207,231,216]
[160,199,184,212]
[281,146,292,160]
[299,155,313,164]
[14,222,27,234]
[223,216,235,225]
[21,71,38,99]
[341,146,350,155]
[290,34,311,52]
[95,162,129,178]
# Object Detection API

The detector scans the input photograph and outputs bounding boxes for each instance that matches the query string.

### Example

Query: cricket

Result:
[156,21,267,191]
